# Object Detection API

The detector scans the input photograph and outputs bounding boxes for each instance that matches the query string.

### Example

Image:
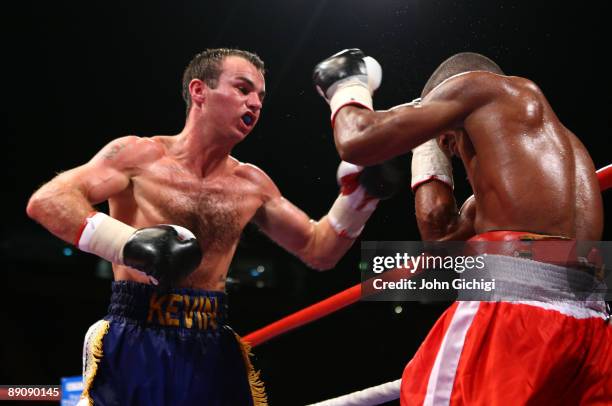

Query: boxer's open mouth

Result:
[242,113,255,126]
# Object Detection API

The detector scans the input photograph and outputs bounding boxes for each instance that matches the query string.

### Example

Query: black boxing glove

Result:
[360,153,411,199]
[123,225,202,289]
[76,212,202,289]
[313,48,382,125]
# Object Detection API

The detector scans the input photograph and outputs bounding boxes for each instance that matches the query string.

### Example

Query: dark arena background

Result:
[3,1,611,405]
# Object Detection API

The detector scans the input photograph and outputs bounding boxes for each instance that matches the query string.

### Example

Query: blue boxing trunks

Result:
[79,281,266,405]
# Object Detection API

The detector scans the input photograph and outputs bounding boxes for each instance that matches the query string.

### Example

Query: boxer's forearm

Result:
[414,180,458,241]
[299,217,355,270]
[334,107,435,166]
[255,208,354,271]
[27,180,94,244]
[27,145,132,245]
[333,108,390,165]
[414,182,476,241]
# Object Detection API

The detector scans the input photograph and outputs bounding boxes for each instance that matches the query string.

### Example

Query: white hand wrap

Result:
[329,56,382,125]
[330,83,374,122]
[76,212,136,264]
[327,162,379,238]
[411,138,453,191]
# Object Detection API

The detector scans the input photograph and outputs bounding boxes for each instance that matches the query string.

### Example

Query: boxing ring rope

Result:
[244,284,361,347]
[599,164,612,191]
[308,379,402,406]
[244,164,612,405]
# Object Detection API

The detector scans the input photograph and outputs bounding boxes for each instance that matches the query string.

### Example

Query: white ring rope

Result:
[307,378,401,406]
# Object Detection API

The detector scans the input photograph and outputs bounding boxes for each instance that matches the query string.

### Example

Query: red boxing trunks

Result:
[400,232,611,405]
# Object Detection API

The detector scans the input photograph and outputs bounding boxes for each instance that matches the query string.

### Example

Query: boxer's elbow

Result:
[27,182,61,221]
[299,244,340,271]
[336,138,363,164]
[27,183,75,228]
[304,255,338,271]
[335,131,372,166]
[26,191,46,222]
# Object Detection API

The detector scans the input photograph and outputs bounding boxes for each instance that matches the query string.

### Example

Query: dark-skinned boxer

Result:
[314,49,611,405]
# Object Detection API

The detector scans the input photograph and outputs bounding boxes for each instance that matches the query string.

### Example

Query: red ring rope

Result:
[598,164,612,191]
[244,164,612,347]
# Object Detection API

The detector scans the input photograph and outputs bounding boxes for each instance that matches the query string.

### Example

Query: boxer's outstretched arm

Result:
[253,196,354,270]
[415,181,476,241]
[247,167,354,270]
[26,136,142,243]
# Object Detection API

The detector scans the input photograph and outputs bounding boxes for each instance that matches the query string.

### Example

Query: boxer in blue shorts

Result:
[80,282,256,405]
[28,48,406,404]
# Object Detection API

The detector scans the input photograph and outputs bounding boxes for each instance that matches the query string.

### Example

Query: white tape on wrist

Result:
[328,189,378,238]
[330,82,373,124]
[77,212,136,264]
[411,138,453,191]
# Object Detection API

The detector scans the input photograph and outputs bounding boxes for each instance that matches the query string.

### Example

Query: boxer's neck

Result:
[173,121,235,178]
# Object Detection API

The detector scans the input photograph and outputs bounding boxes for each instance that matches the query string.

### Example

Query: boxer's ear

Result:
[189,79,207,108]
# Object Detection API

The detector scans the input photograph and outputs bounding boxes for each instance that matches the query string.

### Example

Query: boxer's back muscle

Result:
[460,77,603,239]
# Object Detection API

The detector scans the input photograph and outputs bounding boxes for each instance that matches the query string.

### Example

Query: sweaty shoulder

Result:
[94,135,164,168]
[432,72,545,121]
[430,71,521,101]
[234,161,281,201]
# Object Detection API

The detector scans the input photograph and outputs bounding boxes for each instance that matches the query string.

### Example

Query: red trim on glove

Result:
[339,172,361,195]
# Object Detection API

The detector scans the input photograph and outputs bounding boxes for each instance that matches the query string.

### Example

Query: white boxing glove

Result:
[327,161,379,238]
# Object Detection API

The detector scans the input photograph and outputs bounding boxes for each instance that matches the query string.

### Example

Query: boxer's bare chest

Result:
[123,160,263,253]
